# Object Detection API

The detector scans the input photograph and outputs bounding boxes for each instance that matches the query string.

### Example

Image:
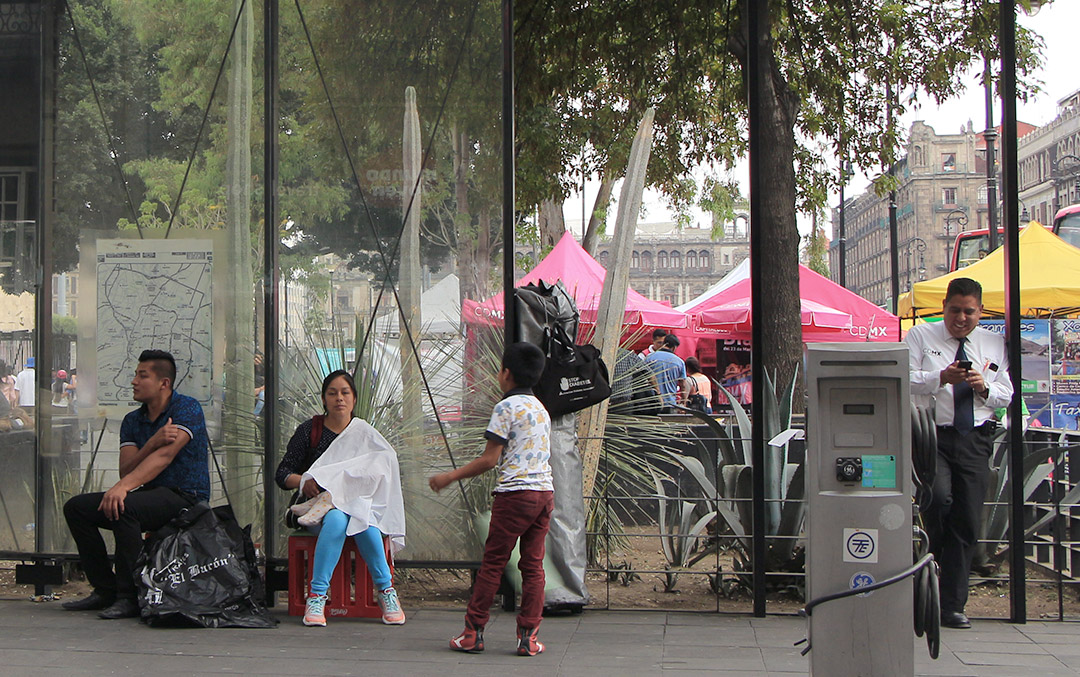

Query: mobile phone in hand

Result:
[957,360,973,371]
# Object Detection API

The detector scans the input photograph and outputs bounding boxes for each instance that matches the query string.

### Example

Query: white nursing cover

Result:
[301,418,406,553]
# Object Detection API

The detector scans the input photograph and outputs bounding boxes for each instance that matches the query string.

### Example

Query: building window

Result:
[598,251,610,268]
[977,186,987,205]
[942,187,957,206]
[699,250,710,270]
[686,251,697,268]
[632,251,640,268]
[641,251,653,271]
[670,251,680,269]
[942,153,956,172]
[723,253,730,264]
[658,251,668,269]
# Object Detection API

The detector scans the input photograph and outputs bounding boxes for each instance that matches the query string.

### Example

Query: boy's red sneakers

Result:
[516,626,544,656]
[449,621,484,653]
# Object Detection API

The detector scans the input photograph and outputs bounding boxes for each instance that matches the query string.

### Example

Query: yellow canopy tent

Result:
[897,223,1080,318]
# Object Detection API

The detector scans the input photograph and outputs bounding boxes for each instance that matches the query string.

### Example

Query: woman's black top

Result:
[274,418,341,490]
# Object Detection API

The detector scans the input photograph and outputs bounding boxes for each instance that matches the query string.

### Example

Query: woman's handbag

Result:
[686,378,708,411]
[533,325,611,417]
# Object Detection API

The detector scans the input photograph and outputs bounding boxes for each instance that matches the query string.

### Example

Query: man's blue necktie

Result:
[953,338,975,434]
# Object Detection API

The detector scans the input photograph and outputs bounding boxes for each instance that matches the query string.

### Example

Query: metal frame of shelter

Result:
[3,0,1036,622]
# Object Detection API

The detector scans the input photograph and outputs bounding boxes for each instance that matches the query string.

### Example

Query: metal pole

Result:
[887,82,899,314]
[838,159,846,288]
[984,59,999,251]
[35,0,57,554]
[1000,0,1026,624]
[747,0,767,617]
[262,0,279,561]
[501,0,516,345]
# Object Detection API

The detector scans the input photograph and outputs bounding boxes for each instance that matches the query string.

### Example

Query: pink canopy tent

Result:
[696,280,853,331]
[462,231,688,335]
[676,262,899,343]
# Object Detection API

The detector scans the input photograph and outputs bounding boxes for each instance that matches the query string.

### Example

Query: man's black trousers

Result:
[63,486,197,600]
[927,424,994,615]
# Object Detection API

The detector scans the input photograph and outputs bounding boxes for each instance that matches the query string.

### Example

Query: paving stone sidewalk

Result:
[1,600,1079,676]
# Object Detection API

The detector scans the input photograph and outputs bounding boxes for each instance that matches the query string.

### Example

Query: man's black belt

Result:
[936,420,998,433]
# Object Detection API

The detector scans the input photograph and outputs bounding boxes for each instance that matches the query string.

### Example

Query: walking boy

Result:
[429,342,553,656]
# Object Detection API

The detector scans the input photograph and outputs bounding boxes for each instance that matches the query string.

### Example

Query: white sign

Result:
[843,528,878,563]
[96,239,214,405]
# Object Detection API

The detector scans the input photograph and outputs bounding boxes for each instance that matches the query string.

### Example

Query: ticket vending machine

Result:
[806,343,913,676]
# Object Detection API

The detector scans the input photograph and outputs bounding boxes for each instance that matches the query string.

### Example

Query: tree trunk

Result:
[754,21,803,400]
[581,175,615,256]
[538,197,565,250]
[223,0,256,529]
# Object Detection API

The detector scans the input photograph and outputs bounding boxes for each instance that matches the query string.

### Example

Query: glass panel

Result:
[39,0,263,554]
[270,0,504,562]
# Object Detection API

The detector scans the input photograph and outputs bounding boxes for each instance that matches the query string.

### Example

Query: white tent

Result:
[675,259,749,313]
[373,273,461,336]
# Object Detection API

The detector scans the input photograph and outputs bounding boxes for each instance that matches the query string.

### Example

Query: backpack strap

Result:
[310,414,325,451]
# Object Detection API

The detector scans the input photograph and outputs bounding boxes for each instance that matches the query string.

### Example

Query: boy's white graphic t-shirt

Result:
[484,392,553,492]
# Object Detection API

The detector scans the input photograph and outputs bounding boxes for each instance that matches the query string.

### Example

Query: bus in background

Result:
[1053,204,1080,248]
[950,227,1005,271]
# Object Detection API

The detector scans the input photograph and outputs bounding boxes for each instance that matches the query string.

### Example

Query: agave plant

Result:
[649,368,807,595]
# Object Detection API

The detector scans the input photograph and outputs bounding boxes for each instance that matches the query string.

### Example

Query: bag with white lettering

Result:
[135,501,277,628]
[534,324,612,417]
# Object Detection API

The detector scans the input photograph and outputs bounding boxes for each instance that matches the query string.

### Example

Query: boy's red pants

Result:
[466,489,554,629]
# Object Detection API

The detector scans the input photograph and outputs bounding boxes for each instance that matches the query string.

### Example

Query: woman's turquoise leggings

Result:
[307,508,392,594]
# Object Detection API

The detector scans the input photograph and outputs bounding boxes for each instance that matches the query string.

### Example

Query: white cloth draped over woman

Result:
[300,418,406,554]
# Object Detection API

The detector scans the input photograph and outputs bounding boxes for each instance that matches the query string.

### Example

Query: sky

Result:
[561,1,1079,241]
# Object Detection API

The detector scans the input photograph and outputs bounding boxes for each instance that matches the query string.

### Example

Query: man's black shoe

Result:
[98,598,140,619]
[941,611,971,629]
[61,591,115,611]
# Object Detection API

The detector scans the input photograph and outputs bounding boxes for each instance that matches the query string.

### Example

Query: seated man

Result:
[63,349,210,619]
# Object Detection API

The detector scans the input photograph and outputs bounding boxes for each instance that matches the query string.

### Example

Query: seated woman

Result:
[275,369,406,627]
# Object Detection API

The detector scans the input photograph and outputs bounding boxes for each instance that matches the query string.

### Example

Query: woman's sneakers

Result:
[378,587,406,625]
[303,593,328,626]
[516,626,544,656]
[449,620,484,652]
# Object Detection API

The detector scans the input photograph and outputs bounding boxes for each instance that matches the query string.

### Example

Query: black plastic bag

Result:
[135,502,277,628]
[534,324,611,417]
[515,280,579,347]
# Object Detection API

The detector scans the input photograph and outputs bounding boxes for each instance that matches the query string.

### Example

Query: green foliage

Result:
[802,216,830,278]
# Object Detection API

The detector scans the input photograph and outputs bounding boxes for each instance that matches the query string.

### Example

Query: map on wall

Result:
[96,239,213,406]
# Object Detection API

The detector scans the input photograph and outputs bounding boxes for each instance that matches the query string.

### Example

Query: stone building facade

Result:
[593,219,750,307]
[829,118,1036,308]
[1018,89,1080,222]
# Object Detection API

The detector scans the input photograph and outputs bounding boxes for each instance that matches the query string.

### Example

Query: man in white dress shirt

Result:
[906,277,1012,629]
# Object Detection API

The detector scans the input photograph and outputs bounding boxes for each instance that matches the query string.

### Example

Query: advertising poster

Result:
[980,320,1050,422]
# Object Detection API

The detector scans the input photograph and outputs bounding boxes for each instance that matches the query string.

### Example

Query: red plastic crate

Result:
[287,533,393,619]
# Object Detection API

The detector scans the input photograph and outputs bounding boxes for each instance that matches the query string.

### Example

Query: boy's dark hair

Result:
[663,334,681,349]
[138,349,177,386]
[651,328,668,340]
[502,342,546,388]
[945,277,982,304]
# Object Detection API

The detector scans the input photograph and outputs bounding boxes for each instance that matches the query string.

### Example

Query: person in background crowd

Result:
[14,357,35,414]
[684,356,712,414]
[639,328,668,360]
[645,334,686,414]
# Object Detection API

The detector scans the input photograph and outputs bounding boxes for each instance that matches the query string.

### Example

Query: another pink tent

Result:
[676,263,899,343]
[697,279,853,331]
[462,231,688,335]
